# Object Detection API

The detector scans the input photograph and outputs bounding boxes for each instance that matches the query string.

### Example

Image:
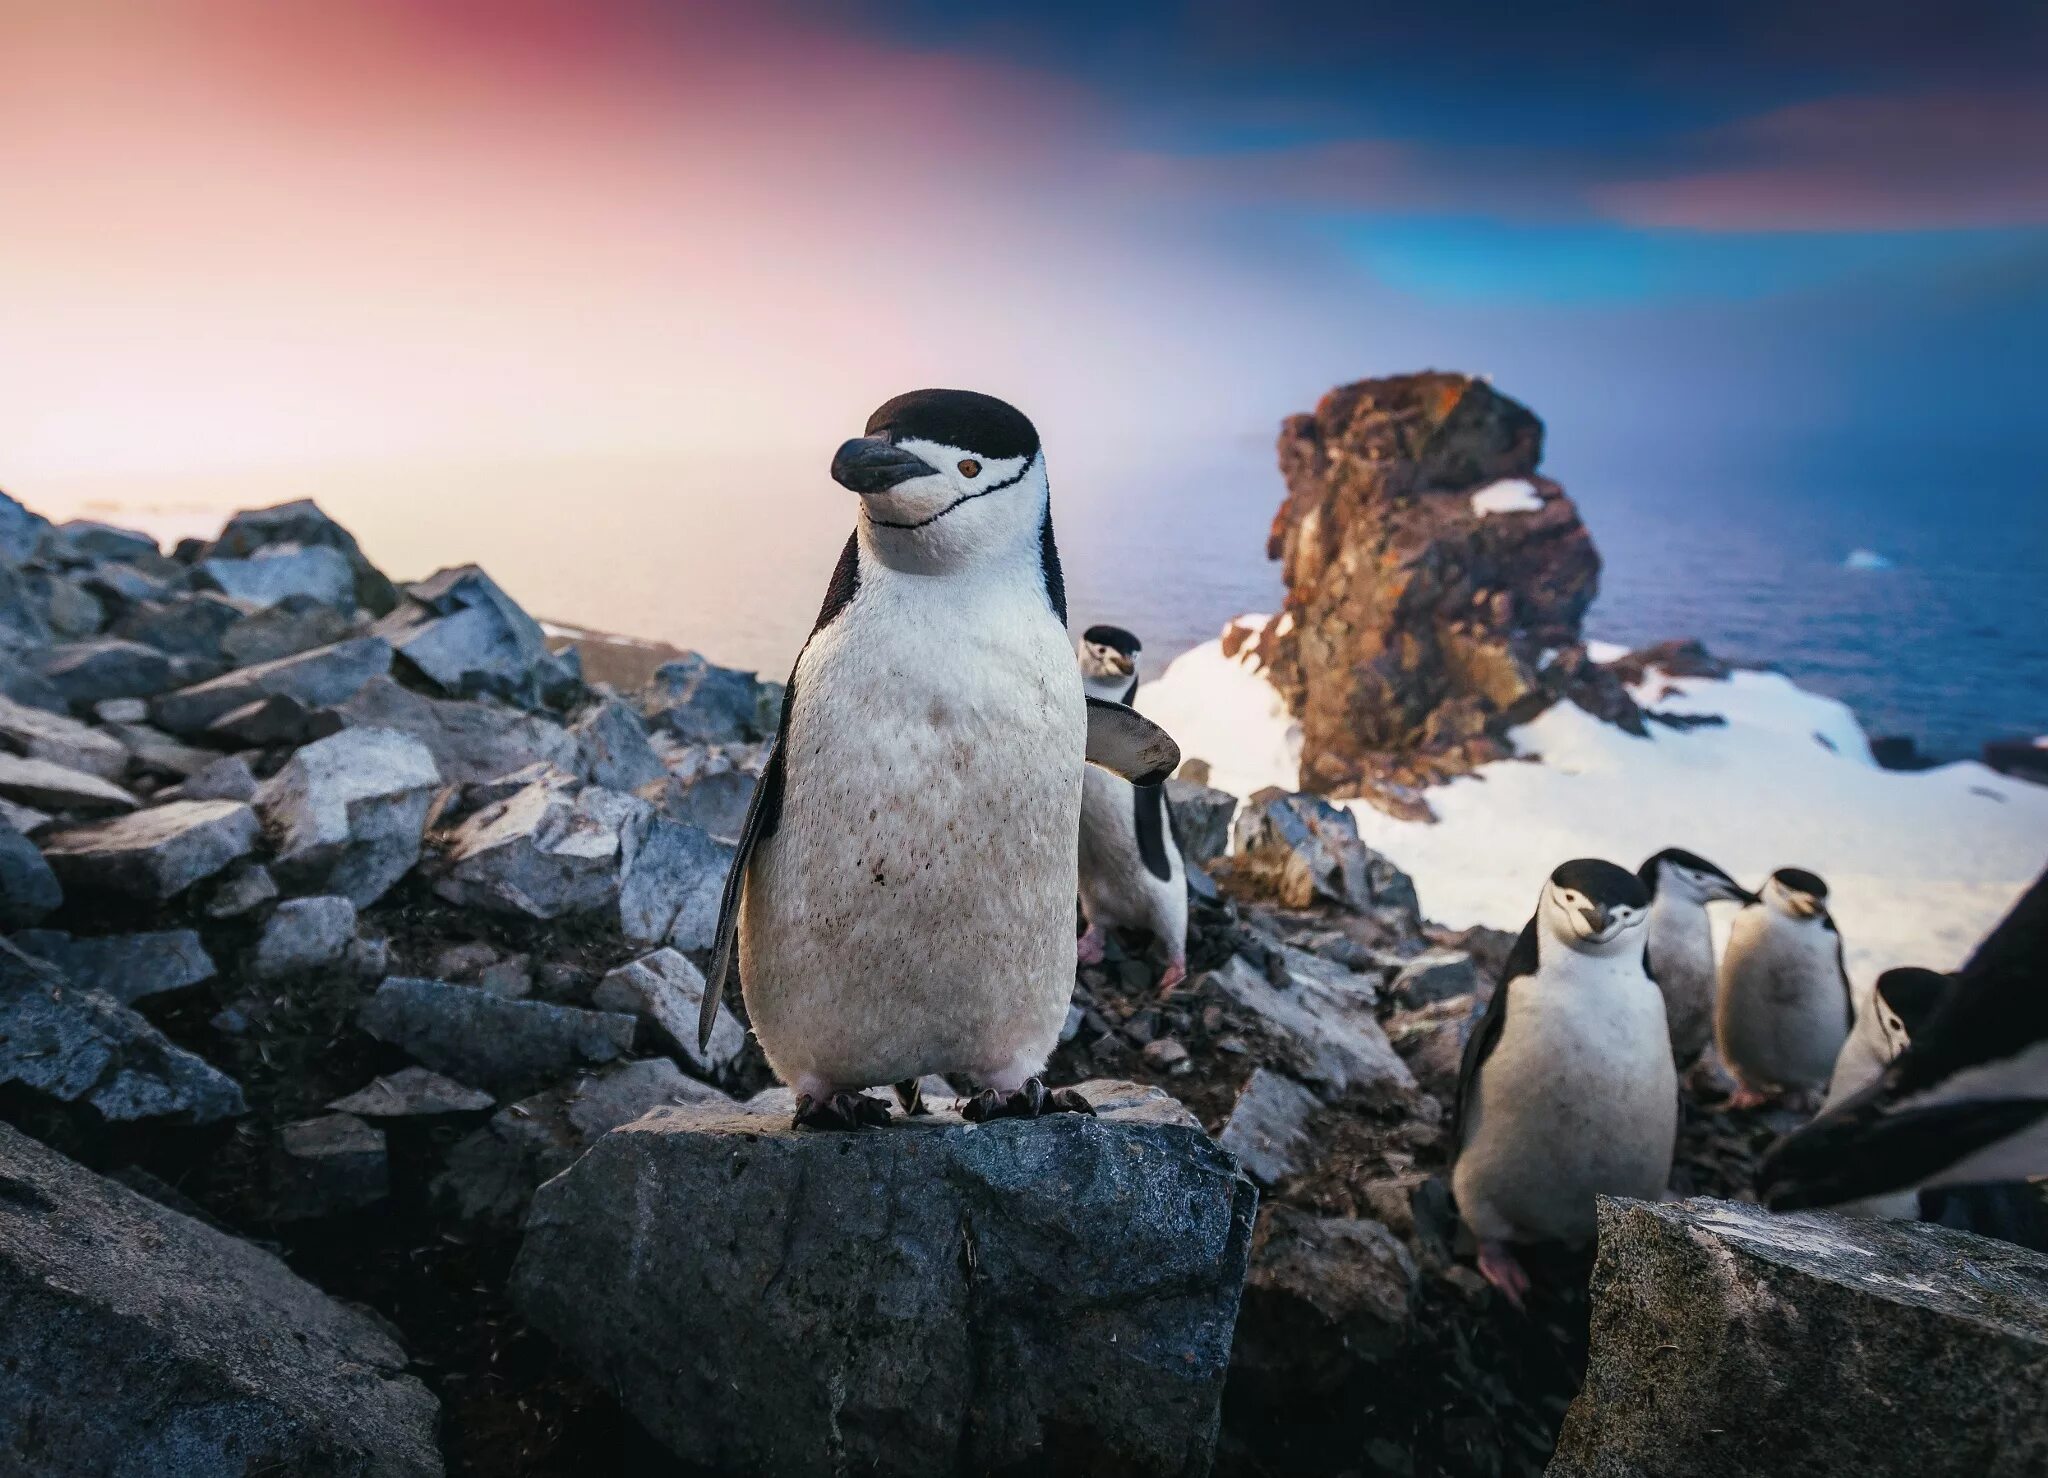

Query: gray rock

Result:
[0,650,66,712]
[639,652,770,743]
[1202,952,1415,1105]
[1216,1067,1322,1186]
[34,637,175,707]
[95,720,217,779]
[429,940,502,981]
[1548,1197,2048,1478]
[569,695,666,791]
[92,697,148,723]
[202,860,279,919]
[0,751,137,815]
[271,1112,389,1220]
[617,815,729,948]
[39,800,258,899]
[475,954,532,998]
[0,797,52,834]
[149,635,390,735]
[0,945,245,1123]
[435,781,648,920]
[52,519,158,562]
[0,692,129,779]
[334,676,580,786]
[0,1120,439,1476]
[249,896,358,981]
[655,767,755,841]
[512,1080,1255,1478]
[373,565,580,712]
[201,543,357,610]
[0,488,48,563]
[329,1066,494,1119]
[1390,948,1479,1006]
[205,692,342,748]
[0,821,61,927]
[256,726,440,906]
[13,928,216,1005]
[1233,1206,1420,1398]
[1384,993,1482,1103]
[220,593,356,667]
[1164,777,1236,868]
[593,948,744,1075]
[436,1058,727,1224]
[358,976,637,1094]
[1223,789,1422,925]
[204,499,400,615]
[111,590,243,659]
[182,753,260,802]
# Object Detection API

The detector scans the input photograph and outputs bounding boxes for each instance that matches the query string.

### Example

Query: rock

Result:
[1604,637,1732,687]
[373,565,580,712]
[38,800,258,899]
[1144,1037,1193,1072]
[1219,789,1421,928]
[205,692,343,748]
[0,796,51,834]
[182,753,259,802]
[429,940,502,981]
[95,720,216,779]
[13,928,216,1005]
[219,592,356,667]
[0,650,69,713]
[1384,993,1481,1102]
[435,781,648,920]
[111,591,243,660]
[92,697,147,723]
[34,637,174,707]
[639,652,772,743]
[358,976,637,1094]
[0,945,245,1123]
[1540,643,1646,736]
[204,499,401,615]
[654,767,755,841]
[249,896,358,980]
[0,488,48,563]
[592,948,744,1075]
[436,1058,727,1224]
[617,815,729,948]
[203,859,280,919]
[0,821,62,926]
[1216,1067,1322,1186]
[271,1112,389,1220]
[1389,948,1479,1006]
[201,542,357,610]
[1164,777,1236,868]
[256,727,440,906]
[1233,1206,1420,1398]
[333,676,580,786]
[52,519,159,562]
[0,1120,439,1476]
[512,1080,1256,1478]
[149,636,391,735]
[569,695,666,791]
[1984,737,2048,786]
[475,954,532,998]
[329,1066,495,1119]
[1202,952,1416,1105]
[0,692,129,779]
[1260,373,1602,807]
[1548,1198,2048,1478]
[0,751,137,815]
[1361,1172,1430,1240]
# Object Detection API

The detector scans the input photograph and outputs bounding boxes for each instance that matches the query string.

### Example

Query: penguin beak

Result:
[1579,902,1612,935]
[832,437,937,494]
[1789,894,1821,919]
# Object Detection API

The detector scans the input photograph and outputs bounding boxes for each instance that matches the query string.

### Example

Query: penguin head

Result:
[831,389,1046,575]
[1639,847,1753,906]
[1541,858,1651,953]
[1872,965,1950,1057]
[1763,867,1831,923]
[1080,625,1142,681]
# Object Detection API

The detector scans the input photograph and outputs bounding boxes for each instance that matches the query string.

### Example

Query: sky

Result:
[0,0,2043,637]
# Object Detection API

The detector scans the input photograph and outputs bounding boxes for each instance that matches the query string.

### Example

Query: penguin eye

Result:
[957,459,981,478]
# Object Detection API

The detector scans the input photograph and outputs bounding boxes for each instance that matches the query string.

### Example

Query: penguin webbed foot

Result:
[793,1090,894,1131]
[1155,957,1187,999]
[1076,926,1107,967]
[961,1077,1096,1123]
[1477,1240,1531,1311]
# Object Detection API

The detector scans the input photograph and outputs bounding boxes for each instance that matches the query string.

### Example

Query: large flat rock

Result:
[0,1120,440,1476]
[149,636,390,735]
[512,1080,1257,1478]
[38,799,258,899]
[1548,1197,2048,1478]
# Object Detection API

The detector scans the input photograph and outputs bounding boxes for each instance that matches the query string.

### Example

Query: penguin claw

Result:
[793,1091,893,1131]
[961,1077,1097,1123]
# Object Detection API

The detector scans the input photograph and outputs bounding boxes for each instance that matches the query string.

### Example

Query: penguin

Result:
[1075,625,1188,994]
[1761,865,2048,1209]
[1636,847,1753,1067]
[1452,859,1674,1306]
[1714,867,1852,1109]
[1815,965,1951,1218]
[696,389,1180,1130]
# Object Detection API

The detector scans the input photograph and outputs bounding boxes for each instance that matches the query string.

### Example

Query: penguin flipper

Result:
[1085,697,1179,786]
[1451,916,1538,1154]
[1760,1093,2048,1210]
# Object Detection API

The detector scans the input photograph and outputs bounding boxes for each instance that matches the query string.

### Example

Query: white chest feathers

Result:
[1077,766,1186,959]
[1717,907,1849,1093]
[1646,892,1717,1065]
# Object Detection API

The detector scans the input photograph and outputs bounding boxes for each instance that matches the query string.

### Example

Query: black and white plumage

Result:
[1715,866,1853,1106]
[697,390,1178,1130]
[1814,965,1951,1218]
[1762,866,2048,1210]
[1636,847,1753,1067]
[1452,859,1674,1305]
[1075,625,1187,992]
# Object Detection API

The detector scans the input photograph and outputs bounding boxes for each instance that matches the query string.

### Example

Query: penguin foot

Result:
[1155,958,1187,999]
[962,1077,1096,1123]
[1721,1084,1771,1112]
[1477,1241,1530,1310]
[893,1079,931,1117]
[1076,926,1107,967]
[792,1091,893,1131]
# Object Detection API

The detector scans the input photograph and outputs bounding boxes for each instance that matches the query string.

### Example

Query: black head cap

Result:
[1083,625,1142,657]
[1638,846,1736,892]
[1773,867,1829,898]
[1874,966,1951,1036]
[865,389,1039,461]
[1551,858,1650,909]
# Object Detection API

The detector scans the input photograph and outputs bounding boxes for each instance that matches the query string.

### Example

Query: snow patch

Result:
[1470,479,1544,517]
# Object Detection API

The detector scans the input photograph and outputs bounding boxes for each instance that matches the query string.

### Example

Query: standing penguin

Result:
[1817,965,1951,1218]
[1075,625,1188,993]
[1637,847,1753,1067]
[1715,867,1852,1109]
[1452,859,1674,1305]
[698,390,1179,1129]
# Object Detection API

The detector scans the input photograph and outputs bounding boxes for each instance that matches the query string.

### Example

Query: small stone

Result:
[211,1006,252,1036]
[1142,1037,1192,1074]
[206,692,341,748]
[95,721,217,779]
[0,751,137,815]
[1234,1206,1420,1398]
[329,1066,495,1118]
[0,692,129,780]
[93,697,148,723]
[592,948,744,1076]
[0,822,62,927]
[475,955,533,998]
[344,934,391,981]
[430,940,501,980]
[249,896,359,981]
[181,753,260,803]
[35,637,174,707]
[570,696,666,792]
[271,1113,389,1220]
[358,976,638,1094]
[436,781,649,920]
[13,928,216,1005]
[256,726,440,906]
[638,652,770,743]
[39,800,259,900]
[1216,1067,1321,1186]
[203,860,279,919]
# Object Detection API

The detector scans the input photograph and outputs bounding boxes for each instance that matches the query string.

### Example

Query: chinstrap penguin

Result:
[1715,867,1852,1109]
[1075,625,1188,995]
[1814,965,1950,1218]
[1762,865,2048,1209]
[1452,859,1674,1307]
[697,389,1179,1131]
[1637,847,1753,1068]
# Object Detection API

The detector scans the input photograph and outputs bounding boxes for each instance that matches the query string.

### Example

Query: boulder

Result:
[0,751,137,815]
[373,565,580,712]
[111,591,243,659]
[334,676,580,787]
[13,928,215,1005]
[1232,1206,1420,1398]
[149,636,391,735]
[639,652,773,743]
[38,800,258,899]
[0,488,48,563]
[569,695,666,792]
[181,753,259,803]
[0,822,61,926]
[0,650,66,712]
[0,945,245,1123]
[34,637,174,707]
[0,1120,439,1476]
[617,815,729,948]
[512,1080,1257,1478]
[592,948,744,1075]
[248,895,359,981]
[1216,1066,1322,1186]
[329,1066,494,1119]
[1548,1198,2048,1478]
[1219,789,1421,928]
[1163,777,1236,868]
[203,499,400,615]
[51,519,158,563]
[435,781,648,920]
[256,727,440,906]
[219,593,356,667]
[1201,952,1416,1105]
[0,692,129,779]
[358,976,637,1094]
[1389,948,1479,1006]
[95,720,216,779]
[200,543,357,610]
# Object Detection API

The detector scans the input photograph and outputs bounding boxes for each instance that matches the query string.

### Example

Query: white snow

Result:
[1469,478,1545,517]
[1142,631,2048,999]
